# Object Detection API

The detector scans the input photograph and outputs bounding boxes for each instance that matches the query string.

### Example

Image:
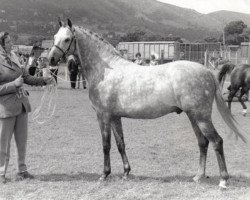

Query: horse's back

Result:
[231,64,250,87]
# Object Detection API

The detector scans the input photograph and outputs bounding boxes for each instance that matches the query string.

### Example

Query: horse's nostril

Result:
[50,57,55,65]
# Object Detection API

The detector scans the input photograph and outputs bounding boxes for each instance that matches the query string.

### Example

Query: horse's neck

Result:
[75,28,123,84]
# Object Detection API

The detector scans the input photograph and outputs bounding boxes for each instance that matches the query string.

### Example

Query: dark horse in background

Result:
[218,63,250,116]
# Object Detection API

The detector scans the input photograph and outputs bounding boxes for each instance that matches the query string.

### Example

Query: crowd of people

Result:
[134,52,159,66]
[22,52,85,89]
[25,52,59,82]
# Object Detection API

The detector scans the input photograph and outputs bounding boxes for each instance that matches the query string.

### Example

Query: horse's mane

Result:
[74,26,121,58]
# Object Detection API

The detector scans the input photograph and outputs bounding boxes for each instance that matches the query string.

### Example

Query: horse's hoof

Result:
[193,174,205,183]
[122,174,129,180]
[219,180,227,189]
[242,109,247,116]
[99,175,107,182]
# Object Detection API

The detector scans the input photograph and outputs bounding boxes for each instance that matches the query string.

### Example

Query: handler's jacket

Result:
[0,50,46,118]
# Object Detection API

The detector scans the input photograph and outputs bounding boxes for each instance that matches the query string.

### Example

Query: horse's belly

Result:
[115,94,178,119]
[118,105,180,119]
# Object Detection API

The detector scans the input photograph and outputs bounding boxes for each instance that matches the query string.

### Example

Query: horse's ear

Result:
[58,17,63,27]
[67,19,72,28]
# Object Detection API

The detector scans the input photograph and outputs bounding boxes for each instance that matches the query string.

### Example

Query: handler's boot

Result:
[15,171,34,181]
[0,175,7,184]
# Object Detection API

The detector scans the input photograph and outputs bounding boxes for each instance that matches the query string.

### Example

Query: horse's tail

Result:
[212,73,247,143]
[217,63,235,88]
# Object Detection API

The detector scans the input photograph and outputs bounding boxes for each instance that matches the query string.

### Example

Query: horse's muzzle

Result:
[49,56,57,66]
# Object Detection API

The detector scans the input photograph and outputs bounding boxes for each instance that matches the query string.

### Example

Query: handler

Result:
[0,32,55,183]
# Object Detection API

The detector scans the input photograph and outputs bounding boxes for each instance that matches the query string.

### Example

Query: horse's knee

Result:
[103,144,111,154]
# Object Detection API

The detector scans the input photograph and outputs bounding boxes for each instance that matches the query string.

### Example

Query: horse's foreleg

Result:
[97,113,111,180]
[238,87,248,116]
[187,113,209,182]
[197,119,229,188]
[111,117,131,179]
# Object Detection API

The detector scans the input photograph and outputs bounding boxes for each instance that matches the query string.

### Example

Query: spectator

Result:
[134,52,145,65]
[149,54,159,66]
[67,55,79,89]
[26,52,37,76]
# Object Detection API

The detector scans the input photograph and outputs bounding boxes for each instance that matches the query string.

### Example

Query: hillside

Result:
[208,10,250,27]
[0,0,249,43]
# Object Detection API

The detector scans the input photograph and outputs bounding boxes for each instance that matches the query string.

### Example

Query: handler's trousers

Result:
[0,112,28,175]
[70,72,78,89]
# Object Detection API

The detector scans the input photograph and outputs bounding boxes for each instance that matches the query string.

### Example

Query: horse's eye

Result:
[65,38,70,43]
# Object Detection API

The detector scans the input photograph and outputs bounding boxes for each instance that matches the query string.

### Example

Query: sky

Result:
[157,0,250,14]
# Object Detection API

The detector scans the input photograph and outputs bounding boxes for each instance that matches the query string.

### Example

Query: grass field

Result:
[0,76,249,200]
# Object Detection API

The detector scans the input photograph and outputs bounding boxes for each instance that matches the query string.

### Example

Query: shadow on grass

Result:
[37,172,195,183]
[129,174,250,187]
[128,174,195,183]
[37,172,100,182]
[36,172,250,188]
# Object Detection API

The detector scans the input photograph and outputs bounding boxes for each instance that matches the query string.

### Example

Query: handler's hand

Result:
[44,77,56,86]
[14,76,24,88]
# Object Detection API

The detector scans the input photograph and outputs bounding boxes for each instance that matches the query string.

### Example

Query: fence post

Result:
[204,50,208,67]
[161,50,164,64]
[236,51,238,64]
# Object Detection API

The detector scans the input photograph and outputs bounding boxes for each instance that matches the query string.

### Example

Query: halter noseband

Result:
[53,27,76,59]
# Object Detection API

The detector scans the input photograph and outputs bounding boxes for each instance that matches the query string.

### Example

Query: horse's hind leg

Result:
[187,114,209,182]
[111,116,131,179]
[238,87,248,116]
[195,118,229,188]
[227,87,239,111]
[97,112,112,180]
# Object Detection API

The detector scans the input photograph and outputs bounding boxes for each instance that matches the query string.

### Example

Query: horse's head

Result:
[48,19,76,66]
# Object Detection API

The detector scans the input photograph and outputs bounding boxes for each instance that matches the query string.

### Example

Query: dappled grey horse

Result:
[48,19,247,188]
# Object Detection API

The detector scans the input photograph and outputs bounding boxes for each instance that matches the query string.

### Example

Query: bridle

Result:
[52,27,76,60]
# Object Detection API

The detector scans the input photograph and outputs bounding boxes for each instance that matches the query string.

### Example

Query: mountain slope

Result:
[0,0,249,41]
[207,10,250,27]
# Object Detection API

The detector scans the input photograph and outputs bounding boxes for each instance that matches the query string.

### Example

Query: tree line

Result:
[107,20,250,46]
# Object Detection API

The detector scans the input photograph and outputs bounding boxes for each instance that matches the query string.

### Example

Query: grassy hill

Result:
[0,0,249,42]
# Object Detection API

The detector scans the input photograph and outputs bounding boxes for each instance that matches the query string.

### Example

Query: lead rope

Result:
[32,84,58,124]
[32,36,84,124]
